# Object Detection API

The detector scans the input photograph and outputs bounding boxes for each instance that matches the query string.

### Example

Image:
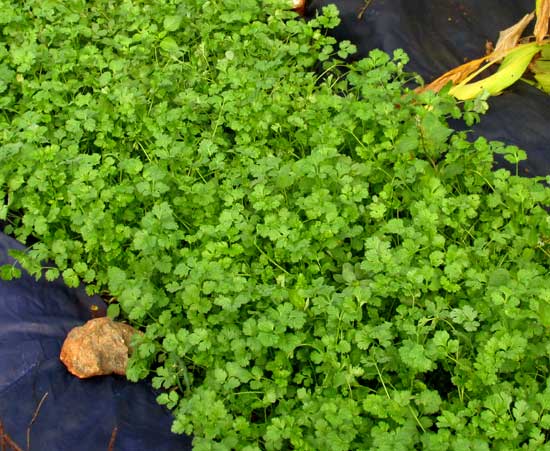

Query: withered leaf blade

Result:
[418,56,487,93]
[489,12,535,61]
[450,42,541,100]
[535,0,550,43]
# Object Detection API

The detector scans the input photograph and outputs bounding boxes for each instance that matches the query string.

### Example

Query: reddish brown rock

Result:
[60,317,140,378]
[293,0,305,15]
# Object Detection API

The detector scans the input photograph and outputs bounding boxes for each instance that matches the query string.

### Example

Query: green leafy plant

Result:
[2,1,550,450]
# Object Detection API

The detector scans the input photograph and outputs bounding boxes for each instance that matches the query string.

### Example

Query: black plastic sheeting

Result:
[0,232,193,451]
[1,2,549,450]
[308,0,550,177]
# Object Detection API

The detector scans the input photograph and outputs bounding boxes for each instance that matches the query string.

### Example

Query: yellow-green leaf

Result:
[449,43,541,100]
[535,72,550,93]
[532,44,550,93]
[533,44,550,73]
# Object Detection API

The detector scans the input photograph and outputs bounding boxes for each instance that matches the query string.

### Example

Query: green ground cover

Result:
[2,1,550,449]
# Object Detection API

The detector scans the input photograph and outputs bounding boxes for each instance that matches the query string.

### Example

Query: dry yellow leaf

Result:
[535,0,550,43]
[450,42,541,100]
[489,12,534,61]
[421,4,550,98]
[417,56,487,93]
[419,41,536,96]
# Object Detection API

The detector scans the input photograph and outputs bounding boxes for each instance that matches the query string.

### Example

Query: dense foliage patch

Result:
[2,1,550,449]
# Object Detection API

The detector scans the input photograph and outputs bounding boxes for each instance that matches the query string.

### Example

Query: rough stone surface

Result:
[60,317,140,378]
